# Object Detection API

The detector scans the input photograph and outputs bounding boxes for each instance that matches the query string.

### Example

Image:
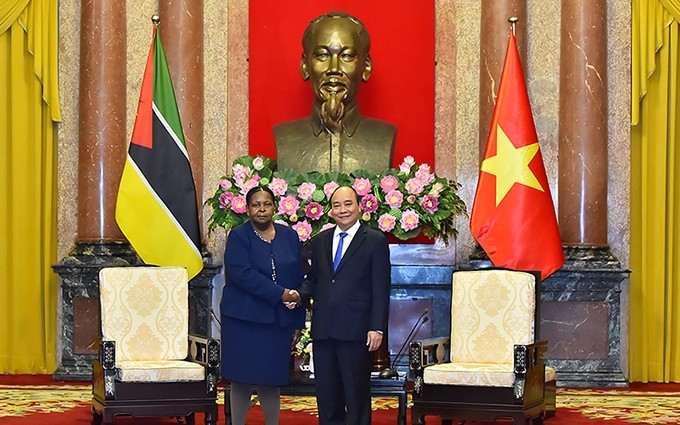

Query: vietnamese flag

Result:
[470,31,564,280]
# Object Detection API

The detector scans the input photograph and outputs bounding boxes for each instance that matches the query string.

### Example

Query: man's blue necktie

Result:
[333,232,348,271]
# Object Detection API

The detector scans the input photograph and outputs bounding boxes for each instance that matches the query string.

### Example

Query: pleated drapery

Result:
[0,0,60,373]
[630,0,680,382]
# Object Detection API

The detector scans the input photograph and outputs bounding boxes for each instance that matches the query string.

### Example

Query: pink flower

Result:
[297,182,317,201]
[380,175,399,192]
[352,178,372,196]
[231,195,247,214]
[305,202,324,220]
[274,219,289,226]
[292,220,313,242]
[405,178,425,195]
[385,190,404,208]
[269,178,288,196]
[415,164,435,184]
[378,214,396,232]
[400,209,420,231]
[220,179,232,190]
[360,194,379,213]
[407,195,416,204]
[218,191,234,209]
[399,156,415,172]
[430,182,444,196]
[239,176,260,193]
[320,223,335,232]
[421,195,440,214]
[278,196,300,216]
[232,164,252,183]
[323,181,340,199]
[252,156,265,171]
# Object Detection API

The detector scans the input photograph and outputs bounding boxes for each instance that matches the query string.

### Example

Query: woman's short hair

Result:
[245,186,276,205]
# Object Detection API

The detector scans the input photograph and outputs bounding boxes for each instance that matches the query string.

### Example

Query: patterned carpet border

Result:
[2,382,680,423]
[0,384,397,419]
[556,388,680,424]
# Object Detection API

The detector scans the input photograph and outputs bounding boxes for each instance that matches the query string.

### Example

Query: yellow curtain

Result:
[630,0,680,382]
[0,0,60,373]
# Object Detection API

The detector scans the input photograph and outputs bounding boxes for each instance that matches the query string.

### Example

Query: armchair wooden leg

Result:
[91,407,102,425]
[204,406,218,425]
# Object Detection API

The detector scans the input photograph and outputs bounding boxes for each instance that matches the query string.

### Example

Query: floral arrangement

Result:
[205,155,467,244]
[293,321,313,360]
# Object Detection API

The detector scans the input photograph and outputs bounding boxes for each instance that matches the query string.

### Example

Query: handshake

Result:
[281,289,302,310]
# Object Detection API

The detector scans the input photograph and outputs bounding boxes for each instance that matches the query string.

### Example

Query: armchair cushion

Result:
[424,362,517,387]
[450,269,535,365]
[545,365,557,382]
[116,360,205,382]
[100,267,188,362]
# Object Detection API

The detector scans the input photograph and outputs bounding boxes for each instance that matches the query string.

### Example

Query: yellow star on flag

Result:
[481,124,544,206]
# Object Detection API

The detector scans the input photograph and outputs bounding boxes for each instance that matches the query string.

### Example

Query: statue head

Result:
[300,12,372,132]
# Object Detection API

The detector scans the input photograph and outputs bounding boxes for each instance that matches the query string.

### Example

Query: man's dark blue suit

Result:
[298,223,391,425]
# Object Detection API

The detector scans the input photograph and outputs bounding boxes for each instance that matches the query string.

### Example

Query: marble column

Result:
[226,0,250,167]
[470,0,528,272]
[542,0,628,387]
[77,0,127,244]
[558,0,608,246]
[478,0,526,157]
[158,0,206,227]
[53,1,217,380]
[53,0,135,380]
[158,0,218,343]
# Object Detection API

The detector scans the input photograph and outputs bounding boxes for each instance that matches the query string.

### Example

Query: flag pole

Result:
[151,13,160,25]
[508,16,518,35]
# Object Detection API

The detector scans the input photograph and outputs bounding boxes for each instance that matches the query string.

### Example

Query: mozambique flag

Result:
[469,30,564,280]
[115,24,203,279]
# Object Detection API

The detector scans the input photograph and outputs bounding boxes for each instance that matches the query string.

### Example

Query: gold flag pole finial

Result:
[508,16,519,35]
[151,14,160,25]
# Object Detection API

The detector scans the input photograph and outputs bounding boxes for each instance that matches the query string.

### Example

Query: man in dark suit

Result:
[296,185,391,425]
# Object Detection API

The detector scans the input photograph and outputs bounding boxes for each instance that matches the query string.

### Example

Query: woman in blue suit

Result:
[220,186,304,425]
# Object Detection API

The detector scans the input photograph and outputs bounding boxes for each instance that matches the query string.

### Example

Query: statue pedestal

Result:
[52,241,219,380]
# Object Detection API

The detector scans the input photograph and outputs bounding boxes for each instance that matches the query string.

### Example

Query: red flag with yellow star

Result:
[470,31,564,280]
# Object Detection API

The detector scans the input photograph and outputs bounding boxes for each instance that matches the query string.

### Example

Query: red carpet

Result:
[2,375,680,424]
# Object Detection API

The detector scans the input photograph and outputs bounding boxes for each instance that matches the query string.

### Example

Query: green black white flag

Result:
[116,23,203,279]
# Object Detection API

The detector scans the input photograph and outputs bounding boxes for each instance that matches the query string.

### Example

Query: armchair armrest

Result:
[188,334,220,367]
[512,339,548,400]
[92,338,117,399]
[408,337,449,396]
[409,337,449,371]
[188,334,220,394]
[513,339,547,374]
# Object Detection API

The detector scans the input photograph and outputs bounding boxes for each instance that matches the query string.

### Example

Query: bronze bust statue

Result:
[274,11,397,174]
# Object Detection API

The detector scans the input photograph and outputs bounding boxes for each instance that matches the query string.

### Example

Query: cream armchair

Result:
[409,269,556,425]
[92,266,220,425]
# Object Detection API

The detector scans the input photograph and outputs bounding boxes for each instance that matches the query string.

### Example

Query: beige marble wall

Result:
[56,0,80,260]
[56,0,631,268]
